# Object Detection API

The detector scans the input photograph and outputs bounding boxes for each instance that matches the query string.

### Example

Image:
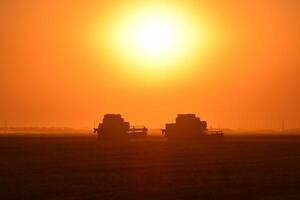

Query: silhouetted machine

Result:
[94,114,148,140]
[162,114,224,141]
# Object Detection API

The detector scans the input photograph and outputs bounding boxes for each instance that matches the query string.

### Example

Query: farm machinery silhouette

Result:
[94,113,223,141]
[162,114,224,141]
[93,114,147,140]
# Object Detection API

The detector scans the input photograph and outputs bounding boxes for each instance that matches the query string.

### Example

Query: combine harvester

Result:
[162,114,224,141]
[94,114,148,140]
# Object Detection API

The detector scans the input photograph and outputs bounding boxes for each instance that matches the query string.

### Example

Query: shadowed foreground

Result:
[1,135,300,199]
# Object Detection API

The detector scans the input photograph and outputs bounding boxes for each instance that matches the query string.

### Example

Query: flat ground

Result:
[1,135,300,200]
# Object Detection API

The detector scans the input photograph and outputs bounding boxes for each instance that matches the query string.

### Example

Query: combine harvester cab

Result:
[162,114,224,142]
[94,114,148,141]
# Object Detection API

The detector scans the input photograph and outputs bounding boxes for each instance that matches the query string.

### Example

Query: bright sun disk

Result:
[114,6,198,70]
[135,19,176,55]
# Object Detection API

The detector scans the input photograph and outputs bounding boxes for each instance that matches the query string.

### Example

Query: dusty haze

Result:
[1,0,300,129]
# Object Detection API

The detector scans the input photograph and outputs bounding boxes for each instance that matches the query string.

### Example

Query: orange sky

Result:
[1,0,300,130]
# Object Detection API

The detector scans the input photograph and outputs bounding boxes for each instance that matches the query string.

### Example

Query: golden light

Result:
[114,6,200,70]
[92,3,216,84]
[135,19,176,55]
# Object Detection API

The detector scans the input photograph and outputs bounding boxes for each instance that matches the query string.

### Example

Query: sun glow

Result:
[114,6,199,70]
[135,19,176,55]
[92,3,216,84]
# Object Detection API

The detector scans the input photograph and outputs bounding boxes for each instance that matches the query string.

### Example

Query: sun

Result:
[93,4,213,84]
[134,18,177,55]
[114,6,198,69]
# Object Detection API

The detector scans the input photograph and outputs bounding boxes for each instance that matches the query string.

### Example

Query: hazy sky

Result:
[1,0,300,129]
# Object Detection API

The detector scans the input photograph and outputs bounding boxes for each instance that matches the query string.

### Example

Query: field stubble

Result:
[0,134,300,199]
